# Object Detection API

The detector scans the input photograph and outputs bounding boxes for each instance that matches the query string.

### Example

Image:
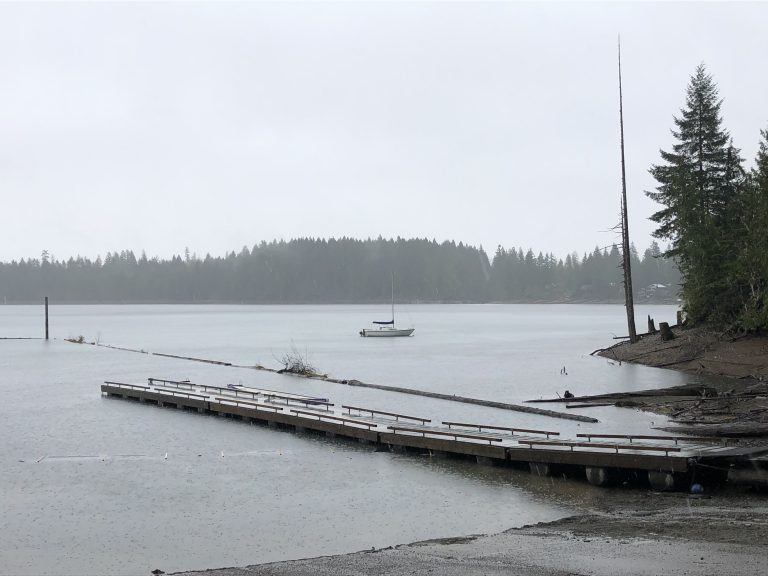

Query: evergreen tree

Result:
[647,64,742,323]
[734,127,768,329]
[0,238,679,304]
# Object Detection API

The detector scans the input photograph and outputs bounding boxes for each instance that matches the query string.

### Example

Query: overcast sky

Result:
[1,1,766,262]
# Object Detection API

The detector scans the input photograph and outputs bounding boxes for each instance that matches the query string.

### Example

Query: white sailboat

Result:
[359,274,414,337]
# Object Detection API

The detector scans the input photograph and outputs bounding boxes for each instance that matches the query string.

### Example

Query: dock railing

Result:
[104,381,151,391]
[265,393,334,411]
[148,377,328,404]
[387,425,502,445]
[518,439,682,456]
[575,433,730,445]
[212,396,284,412]
[148,378,194,390]
[342,405,431,424]
[289,409,377,430]
[152,387,210,400]
[442,421,559,438]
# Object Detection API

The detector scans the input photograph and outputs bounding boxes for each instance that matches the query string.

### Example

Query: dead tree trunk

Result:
[618,38,638,344]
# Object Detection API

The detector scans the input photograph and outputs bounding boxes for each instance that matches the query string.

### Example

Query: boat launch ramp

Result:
[101,378,768,491]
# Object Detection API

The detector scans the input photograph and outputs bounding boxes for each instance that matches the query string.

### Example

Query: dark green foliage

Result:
[0,238,677,304]
[647,64,768,330]
[733,128,768,330]
[488,243,678,303]
[647,64,740,323]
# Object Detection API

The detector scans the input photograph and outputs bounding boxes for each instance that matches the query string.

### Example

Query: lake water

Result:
[1,304,693,575]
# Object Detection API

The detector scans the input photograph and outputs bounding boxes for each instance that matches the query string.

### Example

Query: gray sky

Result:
[1,1,766,262]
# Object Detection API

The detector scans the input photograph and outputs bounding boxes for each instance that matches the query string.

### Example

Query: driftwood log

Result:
[67,339,598,424]
[655,423,768,437]
[527,384,717,404]
[339,379,598,423]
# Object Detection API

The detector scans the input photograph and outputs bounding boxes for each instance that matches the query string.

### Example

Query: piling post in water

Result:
[45,297,49,340]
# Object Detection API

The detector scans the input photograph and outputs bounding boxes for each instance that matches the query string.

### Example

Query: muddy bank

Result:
[171,492,768,576]
[590,326,768,437]
[596,325,768,380]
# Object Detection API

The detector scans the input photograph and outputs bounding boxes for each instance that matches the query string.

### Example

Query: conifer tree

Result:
[647,64,742,323]
[734,127,768,329]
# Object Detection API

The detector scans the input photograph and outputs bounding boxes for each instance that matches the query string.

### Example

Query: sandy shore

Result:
[171,490,768,576]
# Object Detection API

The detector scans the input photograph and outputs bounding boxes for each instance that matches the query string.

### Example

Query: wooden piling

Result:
[45,297,49,340]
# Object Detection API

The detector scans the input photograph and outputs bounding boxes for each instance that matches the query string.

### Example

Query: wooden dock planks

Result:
[100,379,766,487]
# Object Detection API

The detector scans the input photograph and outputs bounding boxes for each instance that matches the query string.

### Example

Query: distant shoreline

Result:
[0,299,678,306]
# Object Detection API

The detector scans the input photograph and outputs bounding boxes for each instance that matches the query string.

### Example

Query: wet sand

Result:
[172,491,768,576]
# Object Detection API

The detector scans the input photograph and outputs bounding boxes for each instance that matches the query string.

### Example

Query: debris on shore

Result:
[581,325,768,439]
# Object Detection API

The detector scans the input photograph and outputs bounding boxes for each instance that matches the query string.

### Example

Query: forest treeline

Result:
[647,65,768,330]
[0,238,678,304]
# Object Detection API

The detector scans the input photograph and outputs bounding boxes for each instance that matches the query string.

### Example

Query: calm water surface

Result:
[1,304,691,575]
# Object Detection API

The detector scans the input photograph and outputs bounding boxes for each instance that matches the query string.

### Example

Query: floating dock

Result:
[101,378,768,491]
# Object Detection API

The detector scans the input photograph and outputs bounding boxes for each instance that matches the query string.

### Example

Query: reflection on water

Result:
[0,304,689,575]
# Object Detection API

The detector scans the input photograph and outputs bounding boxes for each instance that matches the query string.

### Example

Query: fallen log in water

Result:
[153,352,232,366]
[527,384,716,404]
[565,403,614,409]
[68,339,597,423]
[335,379,598,423]
[654,423,768,438]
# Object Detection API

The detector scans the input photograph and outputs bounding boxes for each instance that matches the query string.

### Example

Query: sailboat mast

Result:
[391,272,395,324]
[618,37,638,344]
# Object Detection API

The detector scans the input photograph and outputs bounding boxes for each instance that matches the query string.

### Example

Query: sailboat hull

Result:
[360,328,415,337]
[360,273,414,337]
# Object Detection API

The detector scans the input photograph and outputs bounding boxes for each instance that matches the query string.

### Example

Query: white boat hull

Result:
[360,327,415,337]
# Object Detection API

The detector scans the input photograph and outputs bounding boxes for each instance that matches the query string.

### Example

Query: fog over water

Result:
[3,2,763,572]
[1,303,697,575]
[1,1,767,261]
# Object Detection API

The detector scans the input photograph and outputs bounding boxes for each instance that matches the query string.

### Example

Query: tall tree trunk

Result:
[619,38,638,343]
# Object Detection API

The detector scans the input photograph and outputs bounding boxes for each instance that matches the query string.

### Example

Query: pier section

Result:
[101,378,768,491]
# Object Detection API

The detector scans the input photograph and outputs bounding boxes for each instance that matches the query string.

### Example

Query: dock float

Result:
[101,378,768,491]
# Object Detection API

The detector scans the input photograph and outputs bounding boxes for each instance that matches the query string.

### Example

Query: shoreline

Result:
[158,326,767,576]
[595,325,768,381]
[171,490,768,576]
[0,299,676,306]
[591,325,768,437]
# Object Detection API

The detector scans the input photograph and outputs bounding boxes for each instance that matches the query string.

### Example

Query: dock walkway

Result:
[101,378,768,491]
